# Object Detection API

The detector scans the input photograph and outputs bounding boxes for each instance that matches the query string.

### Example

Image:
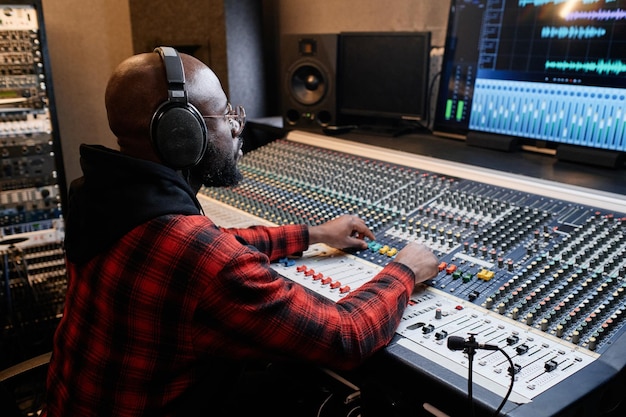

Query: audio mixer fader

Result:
[199,131,626,416]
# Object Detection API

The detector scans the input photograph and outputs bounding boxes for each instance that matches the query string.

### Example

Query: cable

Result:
[493,347,515,417]
[316,392,334,417]
[468,346,516,417]
[400,70,441,134]
[346,406,361,417]
[426,70,442,130]
[449,335,515,417]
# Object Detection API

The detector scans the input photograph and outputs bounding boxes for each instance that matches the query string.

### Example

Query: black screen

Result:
[434,0,626,153]
[338,32,431,127]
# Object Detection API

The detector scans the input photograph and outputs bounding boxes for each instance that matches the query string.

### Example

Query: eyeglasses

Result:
[202,103,246,137]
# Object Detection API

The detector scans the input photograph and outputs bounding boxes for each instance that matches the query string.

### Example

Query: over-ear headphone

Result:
[150,46,208,170]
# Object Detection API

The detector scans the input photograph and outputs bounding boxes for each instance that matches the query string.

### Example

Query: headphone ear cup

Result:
[151,102,208,170]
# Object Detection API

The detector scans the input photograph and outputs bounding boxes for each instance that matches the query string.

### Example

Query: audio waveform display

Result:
[434,0,626,155]
[545,58,626,75]
[519,0,604,7]
[565,8,626,21]
[540,25,607,39]
[469,79,626,150]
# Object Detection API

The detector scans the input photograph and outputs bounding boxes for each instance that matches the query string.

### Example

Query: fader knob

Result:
[545,359,558,372]
[525,313,534,325]
[556,324,564,337]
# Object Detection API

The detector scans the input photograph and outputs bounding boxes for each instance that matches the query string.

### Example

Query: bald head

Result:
[104,50,226,163]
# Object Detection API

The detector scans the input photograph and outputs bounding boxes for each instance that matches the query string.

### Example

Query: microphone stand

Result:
[465,333,477,417]
[450,333,515,417]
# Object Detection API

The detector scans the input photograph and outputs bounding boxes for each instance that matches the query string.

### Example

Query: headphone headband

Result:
[154,46,187,103]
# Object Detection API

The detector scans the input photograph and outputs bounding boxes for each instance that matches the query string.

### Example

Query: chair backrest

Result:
[0,352,51,417]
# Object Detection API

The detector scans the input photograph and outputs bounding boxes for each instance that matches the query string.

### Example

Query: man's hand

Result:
[393,242,439,284]
[308,215,375,250]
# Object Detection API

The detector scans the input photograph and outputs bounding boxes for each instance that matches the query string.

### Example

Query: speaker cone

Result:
[289,64,327,105]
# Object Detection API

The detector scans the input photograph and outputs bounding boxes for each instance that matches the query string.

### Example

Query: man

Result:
[43,47,438,416]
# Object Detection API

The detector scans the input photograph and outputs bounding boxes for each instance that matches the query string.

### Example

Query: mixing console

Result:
[199,131,626,416]
[201,132,626,354]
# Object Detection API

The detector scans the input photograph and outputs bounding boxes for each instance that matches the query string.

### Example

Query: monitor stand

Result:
[466,131,519,152]
[556,144,624,169]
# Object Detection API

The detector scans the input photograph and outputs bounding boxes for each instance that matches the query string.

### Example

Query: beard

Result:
[193,136,244,188]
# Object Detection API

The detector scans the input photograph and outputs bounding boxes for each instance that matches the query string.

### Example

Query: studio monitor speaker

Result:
[280,34,337,130]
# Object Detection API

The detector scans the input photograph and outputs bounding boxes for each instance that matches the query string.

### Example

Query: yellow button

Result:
[477,269,495,281]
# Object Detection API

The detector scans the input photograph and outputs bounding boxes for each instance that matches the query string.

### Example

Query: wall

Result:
[277,0,450,47]
[128,0,226,86]
[128,0,270,121]
[40,0,451,188]
[274,0,451,126]
[224,0,267,121]
[127,0,452,122]
[42,0,133,186]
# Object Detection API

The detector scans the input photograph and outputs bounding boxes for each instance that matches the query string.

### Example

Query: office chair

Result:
[0,351,51,417]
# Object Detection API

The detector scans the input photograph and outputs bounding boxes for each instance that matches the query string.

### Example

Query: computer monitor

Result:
[433,0,626,164]
[337,31,431,136]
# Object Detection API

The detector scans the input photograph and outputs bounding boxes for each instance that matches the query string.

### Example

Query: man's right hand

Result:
[393,242,439,284]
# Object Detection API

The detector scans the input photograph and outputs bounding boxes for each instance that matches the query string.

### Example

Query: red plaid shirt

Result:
[44,214,414,416]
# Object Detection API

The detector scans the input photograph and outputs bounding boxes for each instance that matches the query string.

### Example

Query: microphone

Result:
[447,335,499,351]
